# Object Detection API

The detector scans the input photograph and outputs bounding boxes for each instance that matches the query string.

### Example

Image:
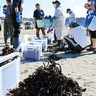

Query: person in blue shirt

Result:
[66,8,76,25]
[33,3,46,39]
[85,0,96,27]
[85,0,96,53]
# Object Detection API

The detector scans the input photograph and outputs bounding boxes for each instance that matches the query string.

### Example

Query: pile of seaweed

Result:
[7,59,86,96]
[0,45,16,56]
[0,45,17,67]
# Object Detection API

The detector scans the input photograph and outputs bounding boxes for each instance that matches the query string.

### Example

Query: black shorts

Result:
[35,26,45,30]
[89,30,96,38]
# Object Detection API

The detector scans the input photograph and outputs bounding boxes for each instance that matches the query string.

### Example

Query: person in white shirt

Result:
[52,0,64,46]
[64,22,87,53]
[67,8,76,25]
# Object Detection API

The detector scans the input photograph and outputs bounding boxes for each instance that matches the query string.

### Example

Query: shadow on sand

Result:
[21,51,93,64]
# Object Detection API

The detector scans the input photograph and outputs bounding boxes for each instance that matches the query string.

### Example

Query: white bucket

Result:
[0,52,20,96]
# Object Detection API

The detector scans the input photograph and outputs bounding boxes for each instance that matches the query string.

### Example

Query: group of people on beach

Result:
[65,0,96,54]
[33,0,96,54]
[1,0,96,54]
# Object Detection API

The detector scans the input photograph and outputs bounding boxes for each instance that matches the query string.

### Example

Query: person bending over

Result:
[64,22,87,54]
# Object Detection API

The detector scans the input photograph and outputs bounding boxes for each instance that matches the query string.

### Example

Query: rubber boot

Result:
[53,32,57,43]
[13,37,19,49]
[10,37,13,45]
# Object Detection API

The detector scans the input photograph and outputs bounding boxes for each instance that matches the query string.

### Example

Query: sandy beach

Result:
[0,27,96,96]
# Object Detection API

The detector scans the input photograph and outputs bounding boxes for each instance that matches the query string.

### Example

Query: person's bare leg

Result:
[92,38,96,48]
[36,29,40,39]
[94,39,96,48]
[41,28,46,35]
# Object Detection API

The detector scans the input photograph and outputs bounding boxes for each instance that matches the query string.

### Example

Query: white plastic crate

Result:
[47,36,54,44]
[0,52,20,96]
[21,42,42,56]
[24,35,38,43]
[17,35,47,52]
[22,44,40,61]
[33,39,47,52]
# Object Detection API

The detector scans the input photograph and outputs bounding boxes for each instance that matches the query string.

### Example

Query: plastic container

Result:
[17,35,47,52]
[27,42,42,56]
[36,19,52,28]
[44,19,52,27]
[48,36,53,44]
[33,38,47,51]
[24,35,38,43]
[17,35,38,51]
[0,52,20,96]
[22,44,40,61]
[36,19,45,28]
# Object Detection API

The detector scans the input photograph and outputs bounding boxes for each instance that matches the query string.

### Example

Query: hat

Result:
[66,8,71,13]
[69,22,80,28]
[52,0,61,5]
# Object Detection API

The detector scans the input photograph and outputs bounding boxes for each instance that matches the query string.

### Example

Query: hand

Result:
[50,17,55,22]
[3,8,9,14]
[34,22,36,27]
[16,12,21,23]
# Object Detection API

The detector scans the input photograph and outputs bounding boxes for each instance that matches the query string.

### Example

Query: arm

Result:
[15,7,19,12]
[89,5,96,10]
[14,0,21,23]
[66,30,73,37]
[14,0,20,12]
[84,3,96,10]
[34,17,36,27]
[33,11,37,27]
[42,10,45,18]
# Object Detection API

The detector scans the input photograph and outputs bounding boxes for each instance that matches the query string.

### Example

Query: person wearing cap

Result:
[84,0,96,53]
[11,0,23,49]
[64,22,87,53]
[52,0,64,47]
[33,3,46,39]
[66,8,76,25]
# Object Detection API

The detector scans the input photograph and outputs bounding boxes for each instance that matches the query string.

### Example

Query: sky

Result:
[0,0,87,18]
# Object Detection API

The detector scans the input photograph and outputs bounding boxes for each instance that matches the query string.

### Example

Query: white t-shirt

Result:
[69,12,75,24]
[68,26,87,48]
[54,6,64,27]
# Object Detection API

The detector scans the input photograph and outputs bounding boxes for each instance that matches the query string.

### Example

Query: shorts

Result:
[89,30,96,38]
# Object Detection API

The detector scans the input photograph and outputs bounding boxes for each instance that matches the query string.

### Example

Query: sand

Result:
[0,27,96,96]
